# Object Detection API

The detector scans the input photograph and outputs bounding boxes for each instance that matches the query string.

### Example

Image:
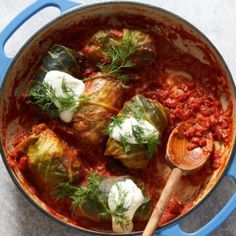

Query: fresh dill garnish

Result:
[53,182,78,200]
[57,79,78,112]
[27,81,59,117]
[54,173,104,211]
[101,183,130,231]
[104,116,125,136]
[132,124,159,158]
[132,125,145,143]
[104,116,132,154]
[145,133,160,159]
[71,173,103,211]
[123,103,144,120]
[133,108,144,120]
[120,134,132,154]
[97,32,139,81]
[27,78,80,117]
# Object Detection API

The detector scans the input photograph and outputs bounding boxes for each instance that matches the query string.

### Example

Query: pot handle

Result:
[0,0,80,86]
[158,155,236,236]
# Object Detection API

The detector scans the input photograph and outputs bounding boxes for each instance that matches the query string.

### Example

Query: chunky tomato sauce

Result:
[4,15,233,232]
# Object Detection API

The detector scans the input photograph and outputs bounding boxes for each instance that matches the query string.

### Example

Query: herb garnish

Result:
[71,173,103,211]
[102,183,130,231]
[27,81,59,117]
[54,173,103,209]
[97,32,139,82]
[146,134,160,158]
[27,79,79,117]
[124,102,144,120]
[132,124,160,159]
[58,79,78,112]
[104,116,125,136]
[120,134,132,154]
[54,182,78,200]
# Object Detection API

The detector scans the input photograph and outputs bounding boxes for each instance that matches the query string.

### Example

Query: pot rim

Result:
[0,1,235,235]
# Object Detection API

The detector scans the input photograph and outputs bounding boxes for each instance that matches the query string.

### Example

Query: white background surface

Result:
[0,0,235,235]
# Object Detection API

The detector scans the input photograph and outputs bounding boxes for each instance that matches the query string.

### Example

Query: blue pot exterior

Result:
[0,1,235,236]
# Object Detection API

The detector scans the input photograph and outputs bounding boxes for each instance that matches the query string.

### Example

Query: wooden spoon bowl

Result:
[166,121,213,173]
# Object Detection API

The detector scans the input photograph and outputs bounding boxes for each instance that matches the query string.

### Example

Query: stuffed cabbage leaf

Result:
[36,44,82,81]
[72,73,127,148]
[55,174,151,224]
[84,28,156,68]
[16,124,83,191]
[105,95,169,169]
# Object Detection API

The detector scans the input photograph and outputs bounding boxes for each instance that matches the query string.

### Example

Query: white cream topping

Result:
[110,117,158,144]
[108,179,145,233]
[44,70,85,123]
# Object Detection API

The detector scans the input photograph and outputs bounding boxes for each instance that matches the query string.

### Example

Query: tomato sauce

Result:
[3,14,233,232]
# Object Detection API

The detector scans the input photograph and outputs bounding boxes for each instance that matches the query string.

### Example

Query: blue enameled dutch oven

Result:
[0,1,235,235]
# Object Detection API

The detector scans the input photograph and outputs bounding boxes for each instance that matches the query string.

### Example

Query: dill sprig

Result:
[53,182,78,200]
[54,173,103,211]
[57,79,78,112]
[71,173,103,211]
[124,103,144,120]
[132,125,145,143]
[104,116,132,154]
[104,116,125,136]
[132,125,160,159]
[101,183,130,231]
[120,134,132,154]
[146,134,160,159]
[27,81,59,117]
[27,78,79,117]
[98,32,139,81]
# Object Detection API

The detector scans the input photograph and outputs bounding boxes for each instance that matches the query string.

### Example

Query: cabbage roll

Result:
[105,95,169,169]
[72,73,127,147]
[36,44,82,81]
[16,124,83,191]
[84,28,156,68]
[55,174,151,224]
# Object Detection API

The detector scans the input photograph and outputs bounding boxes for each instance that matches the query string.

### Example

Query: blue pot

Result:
[0,1,235,235]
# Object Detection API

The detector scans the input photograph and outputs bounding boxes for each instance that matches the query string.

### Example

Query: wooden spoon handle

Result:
[143,168,183,236]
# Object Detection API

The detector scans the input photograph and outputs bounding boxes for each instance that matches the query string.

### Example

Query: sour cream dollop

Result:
[44,70,85,123]
[110,117,158,144]
[108,179,145,233]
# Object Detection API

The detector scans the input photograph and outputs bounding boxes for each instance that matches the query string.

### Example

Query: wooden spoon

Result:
[143,121,213,236]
